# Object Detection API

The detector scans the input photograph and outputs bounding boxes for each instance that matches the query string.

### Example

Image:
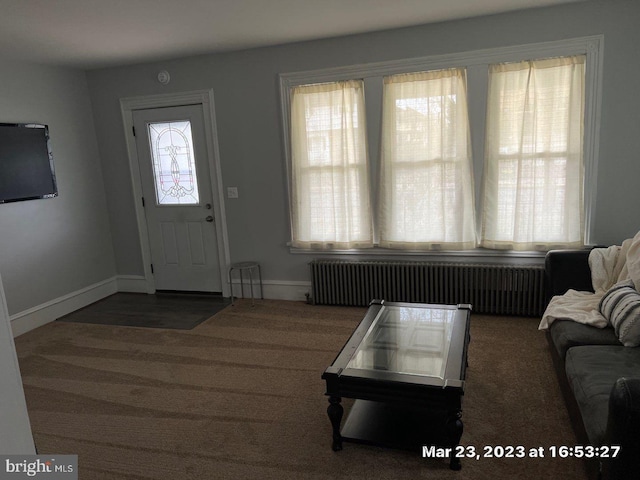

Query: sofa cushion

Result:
[599,281,640,346]
[565,345,640,445]
[549,319,620,360]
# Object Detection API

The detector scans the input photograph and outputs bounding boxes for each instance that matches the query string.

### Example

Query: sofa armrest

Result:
[545,249,594,305]
[603,377,640,480]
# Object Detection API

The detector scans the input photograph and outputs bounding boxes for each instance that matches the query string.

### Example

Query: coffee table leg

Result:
[446,410,463,470]
[327,396,343,451]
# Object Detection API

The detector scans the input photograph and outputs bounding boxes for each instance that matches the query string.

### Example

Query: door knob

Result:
[205,216,214,222]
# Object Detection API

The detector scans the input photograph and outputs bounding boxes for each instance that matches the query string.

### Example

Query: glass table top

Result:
[346,305,456,378]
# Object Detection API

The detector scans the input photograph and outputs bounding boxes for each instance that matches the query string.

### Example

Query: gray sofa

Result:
[545,249,640,480]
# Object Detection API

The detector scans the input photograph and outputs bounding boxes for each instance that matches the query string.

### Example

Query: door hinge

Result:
[132,125,136,137]
[141,197,145,207]
[150,264,154,274]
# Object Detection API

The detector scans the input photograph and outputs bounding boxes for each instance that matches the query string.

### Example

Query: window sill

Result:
[287,245,559,264]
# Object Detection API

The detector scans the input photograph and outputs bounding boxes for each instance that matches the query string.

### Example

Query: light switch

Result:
[227,187,239,198]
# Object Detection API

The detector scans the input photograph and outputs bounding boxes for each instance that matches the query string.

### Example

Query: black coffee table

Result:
[322,300,471,470]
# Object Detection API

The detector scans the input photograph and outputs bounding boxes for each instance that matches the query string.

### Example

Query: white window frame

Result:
[279,36,604,258]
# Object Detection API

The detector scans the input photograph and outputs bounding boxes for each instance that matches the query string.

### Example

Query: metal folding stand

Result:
[228,261,263,306]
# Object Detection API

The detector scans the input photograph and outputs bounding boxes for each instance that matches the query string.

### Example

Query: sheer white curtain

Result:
[481,56,585,250]
[290,80,372,249]
[379,69,476,250]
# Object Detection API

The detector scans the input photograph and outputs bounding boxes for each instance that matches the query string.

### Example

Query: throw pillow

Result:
[599,280,640,347]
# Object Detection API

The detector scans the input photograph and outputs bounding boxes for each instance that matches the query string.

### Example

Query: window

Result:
[481,56,586,250]
[379,69,476,249]
[148,120,199,205]
[280,37,602,254]
[289,81,372,249]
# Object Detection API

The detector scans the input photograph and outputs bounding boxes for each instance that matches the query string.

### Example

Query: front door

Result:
[133,105,222,292]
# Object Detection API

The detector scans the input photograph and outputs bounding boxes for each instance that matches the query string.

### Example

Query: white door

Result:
[133,105,222,292]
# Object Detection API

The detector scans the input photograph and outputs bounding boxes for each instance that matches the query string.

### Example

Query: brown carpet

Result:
[14,299,587,480]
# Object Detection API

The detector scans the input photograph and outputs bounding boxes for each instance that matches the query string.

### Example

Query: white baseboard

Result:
[263,280,311,301]
[116,275,149,293]
[10,277,312,337]
[117,276,311,301]
[10,277,118,337]
[230,279,311,302]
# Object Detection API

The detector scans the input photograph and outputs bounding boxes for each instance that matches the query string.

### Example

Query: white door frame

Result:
[120,90,231,296]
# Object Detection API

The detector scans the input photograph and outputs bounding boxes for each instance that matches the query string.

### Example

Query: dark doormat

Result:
[56,292,230,330]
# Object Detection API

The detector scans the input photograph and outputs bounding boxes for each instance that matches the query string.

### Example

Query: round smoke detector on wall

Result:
[157,70,170,85]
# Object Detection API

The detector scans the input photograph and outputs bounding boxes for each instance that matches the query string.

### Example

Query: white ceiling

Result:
[0,0,587,70]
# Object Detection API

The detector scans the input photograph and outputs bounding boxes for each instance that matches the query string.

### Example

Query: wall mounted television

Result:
[0,123,58,204]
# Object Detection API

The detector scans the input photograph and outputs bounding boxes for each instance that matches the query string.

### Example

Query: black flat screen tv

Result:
[0,123,58,204]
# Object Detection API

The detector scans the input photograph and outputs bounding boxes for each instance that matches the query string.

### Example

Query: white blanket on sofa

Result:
[538,230,640,330]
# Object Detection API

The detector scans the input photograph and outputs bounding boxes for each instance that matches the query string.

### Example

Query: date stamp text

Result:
[422,445,621,460]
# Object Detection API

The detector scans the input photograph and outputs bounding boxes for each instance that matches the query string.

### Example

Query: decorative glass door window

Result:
[147,120,200,205]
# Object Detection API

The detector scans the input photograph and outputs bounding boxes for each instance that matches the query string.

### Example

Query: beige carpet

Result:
[14,299,587,479]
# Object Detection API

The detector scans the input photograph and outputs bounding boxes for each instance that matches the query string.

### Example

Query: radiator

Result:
[309,260,545,317]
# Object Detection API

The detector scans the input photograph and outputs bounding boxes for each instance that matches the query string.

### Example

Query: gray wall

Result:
[0,60,115,315]
[86,0,640,284]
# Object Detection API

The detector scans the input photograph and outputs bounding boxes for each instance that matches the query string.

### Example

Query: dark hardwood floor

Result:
[56,292,230,329]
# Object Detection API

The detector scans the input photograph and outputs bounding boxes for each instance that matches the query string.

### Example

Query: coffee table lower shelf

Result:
[341,399,457,453]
